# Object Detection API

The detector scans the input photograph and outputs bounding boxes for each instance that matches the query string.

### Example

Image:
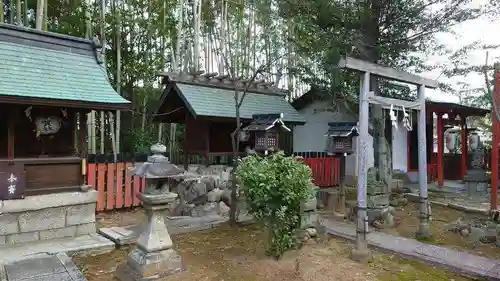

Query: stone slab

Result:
[100,214,254,246]
[1,191,98,213]
[319,217,500,280]
[0,233,114,263]
[404,193,489,215]
[1,252,86,281]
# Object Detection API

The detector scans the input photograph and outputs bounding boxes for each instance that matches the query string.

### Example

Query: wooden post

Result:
[7,109,15,159]
[79,111,88,157]
[183,114,189,170]
[428,109,434,180]
[460,117,467,179]
[436,112,444,187]
[491,63,500,211]
[491,122,499,210]
[204,122,210,166]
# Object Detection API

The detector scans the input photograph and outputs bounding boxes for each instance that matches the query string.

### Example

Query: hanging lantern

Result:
[468,132,480,151]
[34,116,62,136]
[445,131,457,152]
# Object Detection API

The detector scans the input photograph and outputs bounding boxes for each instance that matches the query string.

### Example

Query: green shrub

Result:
[236,152,312,259]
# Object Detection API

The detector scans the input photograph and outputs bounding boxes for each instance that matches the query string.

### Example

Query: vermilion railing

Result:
[88,156,342,212]
[87,162,145,212]
[301,157,341,187]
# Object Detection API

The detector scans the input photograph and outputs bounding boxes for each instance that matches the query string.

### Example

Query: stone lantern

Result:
[116,143,186,281]
[242,113,291,154]
[463,129,489,196]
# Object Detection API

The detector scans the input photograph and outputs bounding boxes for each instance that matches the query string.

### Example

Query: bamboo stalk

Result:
[100,111,105,154]
[42,0,47,30]
[16,0,21,25]
[175,0,184,71]
[9,0,13,24]
[23,0,27,26]
[35,0,43,29]
[91,111,97,153]
[108,112,117,162]
[0,0,3,23]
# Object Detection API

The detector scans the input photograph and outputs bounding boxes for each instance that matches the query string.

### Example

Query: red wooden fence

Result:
[87,163,146,212]
[88,157,341,212]
[302,157,341,187]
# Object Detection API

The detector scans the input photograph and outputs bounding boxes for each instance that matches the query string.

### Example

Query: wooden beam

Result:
[338,57,439,89]
[460,119,467,180]
[366,92,420,109]
[201,72,218,79]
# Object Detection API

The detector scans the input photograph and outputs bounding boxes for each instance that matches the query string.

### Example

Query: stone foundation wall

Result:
[0,190,97,245]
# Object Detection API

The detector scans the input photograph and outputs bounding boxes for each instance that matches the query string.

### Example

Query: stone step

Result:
[0,233,114,263]
[100,214,254,246]
[0,252,87,281]
[320,218,500,280]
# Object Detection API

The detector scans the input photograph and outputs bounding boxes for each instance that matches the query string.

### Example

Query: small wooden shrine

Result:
[242,113,291,153]
[154,71,305,167]
[325,122,358,155]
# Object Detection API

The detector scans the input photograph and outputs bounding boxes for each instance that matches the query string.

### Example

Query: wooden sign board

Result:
[0,162,26,200]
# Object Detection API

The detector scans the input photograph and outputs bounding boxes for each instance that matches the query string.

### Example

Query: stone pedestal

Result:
[366,169,393,227]
[116,193,185,281]
[464,170,489,196]
[464,150,489,196]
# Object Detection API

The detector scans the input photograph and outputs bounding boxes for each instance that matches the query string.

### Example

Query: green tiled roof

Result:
[175,83,305,123]
[0,25,130,108]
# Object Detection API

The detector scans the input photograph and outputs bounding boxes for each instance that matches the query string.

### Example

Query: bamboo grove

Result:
[0,0,312,157]
[0,0,497,165]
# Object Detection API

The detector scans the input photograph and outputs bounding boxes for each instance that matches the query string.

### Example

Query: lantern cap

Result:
[243,113,291,132]
[325,122,358,137]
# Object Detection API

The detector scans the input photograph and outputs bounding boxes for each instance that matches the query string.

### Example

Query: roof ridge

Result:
[0,24,101,63]
[0,23,91,44]
[175,80,287,97]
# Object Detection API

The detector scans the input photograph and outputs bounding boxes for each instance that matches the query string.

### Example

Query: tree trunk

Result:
[229,92,240,225]
[363,0,391,185]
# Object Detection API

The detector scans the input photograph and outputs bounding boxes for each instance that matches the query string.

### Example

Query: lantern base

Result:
[464,169,489,196]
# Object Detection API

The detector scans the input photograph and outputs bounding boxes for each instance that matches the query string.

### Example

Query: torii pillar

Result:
[337,57,438,263]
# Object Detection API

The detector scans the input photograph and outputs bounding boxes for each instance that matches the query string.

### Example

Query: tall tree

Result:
[278,0,493,260]
[279,0,491,184]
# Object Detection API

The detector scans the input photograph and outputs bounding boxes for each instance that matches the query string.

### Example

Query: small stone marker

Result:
[116,144,186,281]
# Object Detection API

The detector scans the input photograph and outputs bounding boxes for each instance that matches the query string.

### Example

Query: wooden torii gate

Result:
[337,57,439,262]
[491,63,500,211]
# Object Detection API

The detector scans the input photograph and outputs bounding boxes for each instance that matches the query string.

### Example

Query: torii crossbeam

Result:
[337,57,438,262]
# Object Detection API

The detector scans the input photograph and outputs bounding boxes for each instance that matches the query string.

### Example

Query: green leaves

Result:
[236,152,312,259]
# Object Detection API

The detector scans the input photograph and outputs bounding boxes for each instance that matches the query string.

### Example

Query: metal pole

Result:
[351,72,372,262]
[416,84,431,239]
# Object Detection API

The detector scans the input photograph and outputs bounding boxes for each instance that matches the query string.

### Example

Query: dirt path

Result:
[75,222,475,281]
